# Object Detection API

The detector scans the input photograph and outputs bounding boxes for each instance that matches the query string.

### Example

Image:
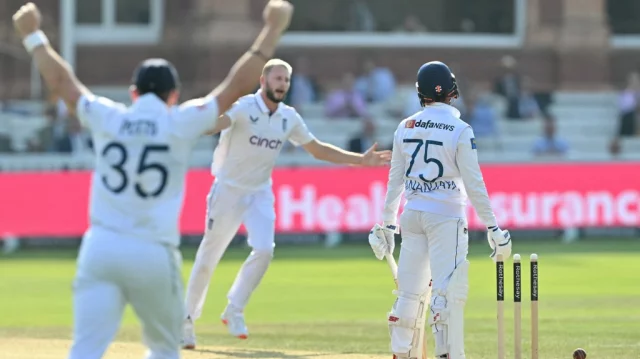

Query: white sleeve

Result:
[76,94,125,131]
[172,95,220,140]
[224,100,244,125]
[456,127,498,228]
[288,112,316,146]
[382,129,405,225]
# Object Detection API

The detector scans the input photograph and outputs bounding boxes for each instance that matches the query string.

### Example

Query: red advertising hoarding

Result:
[1,163,638,236]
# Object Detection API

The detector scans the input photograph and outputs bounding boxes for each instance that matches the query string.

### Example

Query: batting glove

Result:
[487,226,512,262]
[368,223,397,260]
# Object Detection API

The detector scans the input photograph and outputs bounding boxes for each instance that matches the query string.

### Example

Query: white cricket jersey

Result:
[383,103,497,227]
[211,90,315,190]
[76,93,219,247]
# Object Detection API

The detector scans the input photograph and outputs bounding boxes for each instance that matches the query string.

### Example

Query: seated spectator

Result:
[460,18,476,33]
[616,71,639,137]
[395,15,428,32]
[347,118,377,153]
[493,55,522,119]
[402,91,422,119]
[532,115,569,157]
[28,104,67,152]
[609,137,622,157]
[0,100,30,116]
[286,57,320,109]
[0,134,12,153]
[325,73,368,119]
[346,0,376,32]
[354,60,396,103]
[65,118,93,155]
[518,77,541,119]
[447,63,468,116]
[465,91,500,149]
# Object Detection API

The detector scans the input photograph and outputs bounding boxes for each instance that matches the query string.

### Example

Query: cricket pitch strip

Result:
[0,338,392,359]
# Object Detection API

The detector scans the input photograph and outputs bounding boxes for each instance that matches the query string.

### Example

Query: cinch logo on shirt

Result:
[407,119,455,131]
[249,135,283,149]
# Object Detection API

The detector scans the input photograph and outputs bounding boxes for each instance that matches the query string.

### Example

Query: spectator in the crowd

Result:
[347,118,377,153]
[493,55,522,118]
[28,104,67,153]
[65,117,93,155]
[354,60,396,103]
[286,57,320,109]
[0,99,29,116]
[616,71,639,137]
[0,134,12,153]
[325,72,368,119]
[346,0,376,32]
[464,90,500,149]
[518,76,541,119]
[56,98,69,120]
[402,91,422,119]
[395,15,428,32]
[0,101,15,152]
[609,137,622,157]
[532,115,569,157]
[460,18,476,32]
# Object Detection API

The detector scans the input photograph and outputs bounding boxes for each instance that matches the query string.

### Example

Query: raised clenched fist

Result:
[263,0,293,34]
[12,2,42,38]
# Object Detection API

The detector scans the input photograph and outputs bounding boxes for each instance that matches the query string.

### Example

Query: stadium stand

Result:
[2,86,640,172]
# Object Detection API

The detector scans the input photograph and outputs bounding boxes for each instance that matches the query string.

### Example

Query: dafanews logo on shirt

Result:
[405,119,455,131]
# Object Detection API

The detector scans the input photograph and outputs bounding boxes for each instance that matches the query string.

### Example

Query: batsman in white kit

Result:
[368,61,513,359]
[182,60,392,348]
[12,1,295,358]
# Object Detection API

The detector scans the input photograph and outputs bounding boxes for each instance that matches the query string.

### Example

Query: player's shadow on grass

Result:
[197,348,326,358]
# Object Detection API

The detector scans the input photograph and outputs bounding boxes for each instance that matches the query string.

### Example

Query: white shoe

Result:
[182,316,196,350]
[220,305,248,339]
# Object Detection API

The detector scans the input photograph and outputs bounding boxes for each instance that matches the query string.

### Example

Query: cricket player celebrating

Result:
[182,59,392,348]
[12,1,295,358]
[368,61,512,359]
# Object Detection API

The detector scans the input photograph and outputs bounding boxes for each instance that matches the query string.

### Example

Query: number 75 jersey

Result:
[76,93,220,247]
[384,103,476,221]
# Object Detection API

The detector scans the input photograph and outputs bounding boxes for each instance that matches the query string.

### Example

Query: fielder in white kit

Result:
[12,1,295,358]
[368,61,513,359]
[182,59,392,348]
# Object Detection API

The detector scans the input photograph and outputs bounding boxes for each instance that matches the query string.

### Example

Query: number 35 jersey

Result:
[383,103,497,228]
[76,93,219,247]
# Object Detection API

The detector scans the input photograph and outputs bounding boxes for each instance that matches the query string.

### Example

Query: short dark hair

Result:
[131,58,180,102]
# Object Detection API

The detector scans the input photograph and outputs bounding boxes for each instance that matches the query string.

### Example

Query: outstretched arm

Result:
[302,139,391,166]
[180,0,294,137]
[13,3,89,117]
[209,0,294,117]
[382,133,405,226]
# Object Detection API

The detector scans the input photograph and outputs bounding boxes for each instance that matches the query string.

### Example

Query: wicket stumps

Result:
[496,253,539,359]
[496,254,505,359]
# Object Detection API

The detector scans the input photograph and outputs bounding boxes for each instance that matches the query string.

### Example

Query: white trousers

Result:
[185,182,276,320]
[391,209,469,354]
[68,228,184,359]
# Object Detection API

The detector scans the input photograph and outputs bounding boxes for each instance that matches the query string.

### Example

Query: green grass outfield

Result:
[1,237,640,358]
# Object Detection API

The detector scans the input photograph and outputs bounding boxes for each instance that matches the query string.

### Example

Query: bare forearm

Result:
[210,27,283,106]
[313,141,363,165]
[32,45,85,112]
